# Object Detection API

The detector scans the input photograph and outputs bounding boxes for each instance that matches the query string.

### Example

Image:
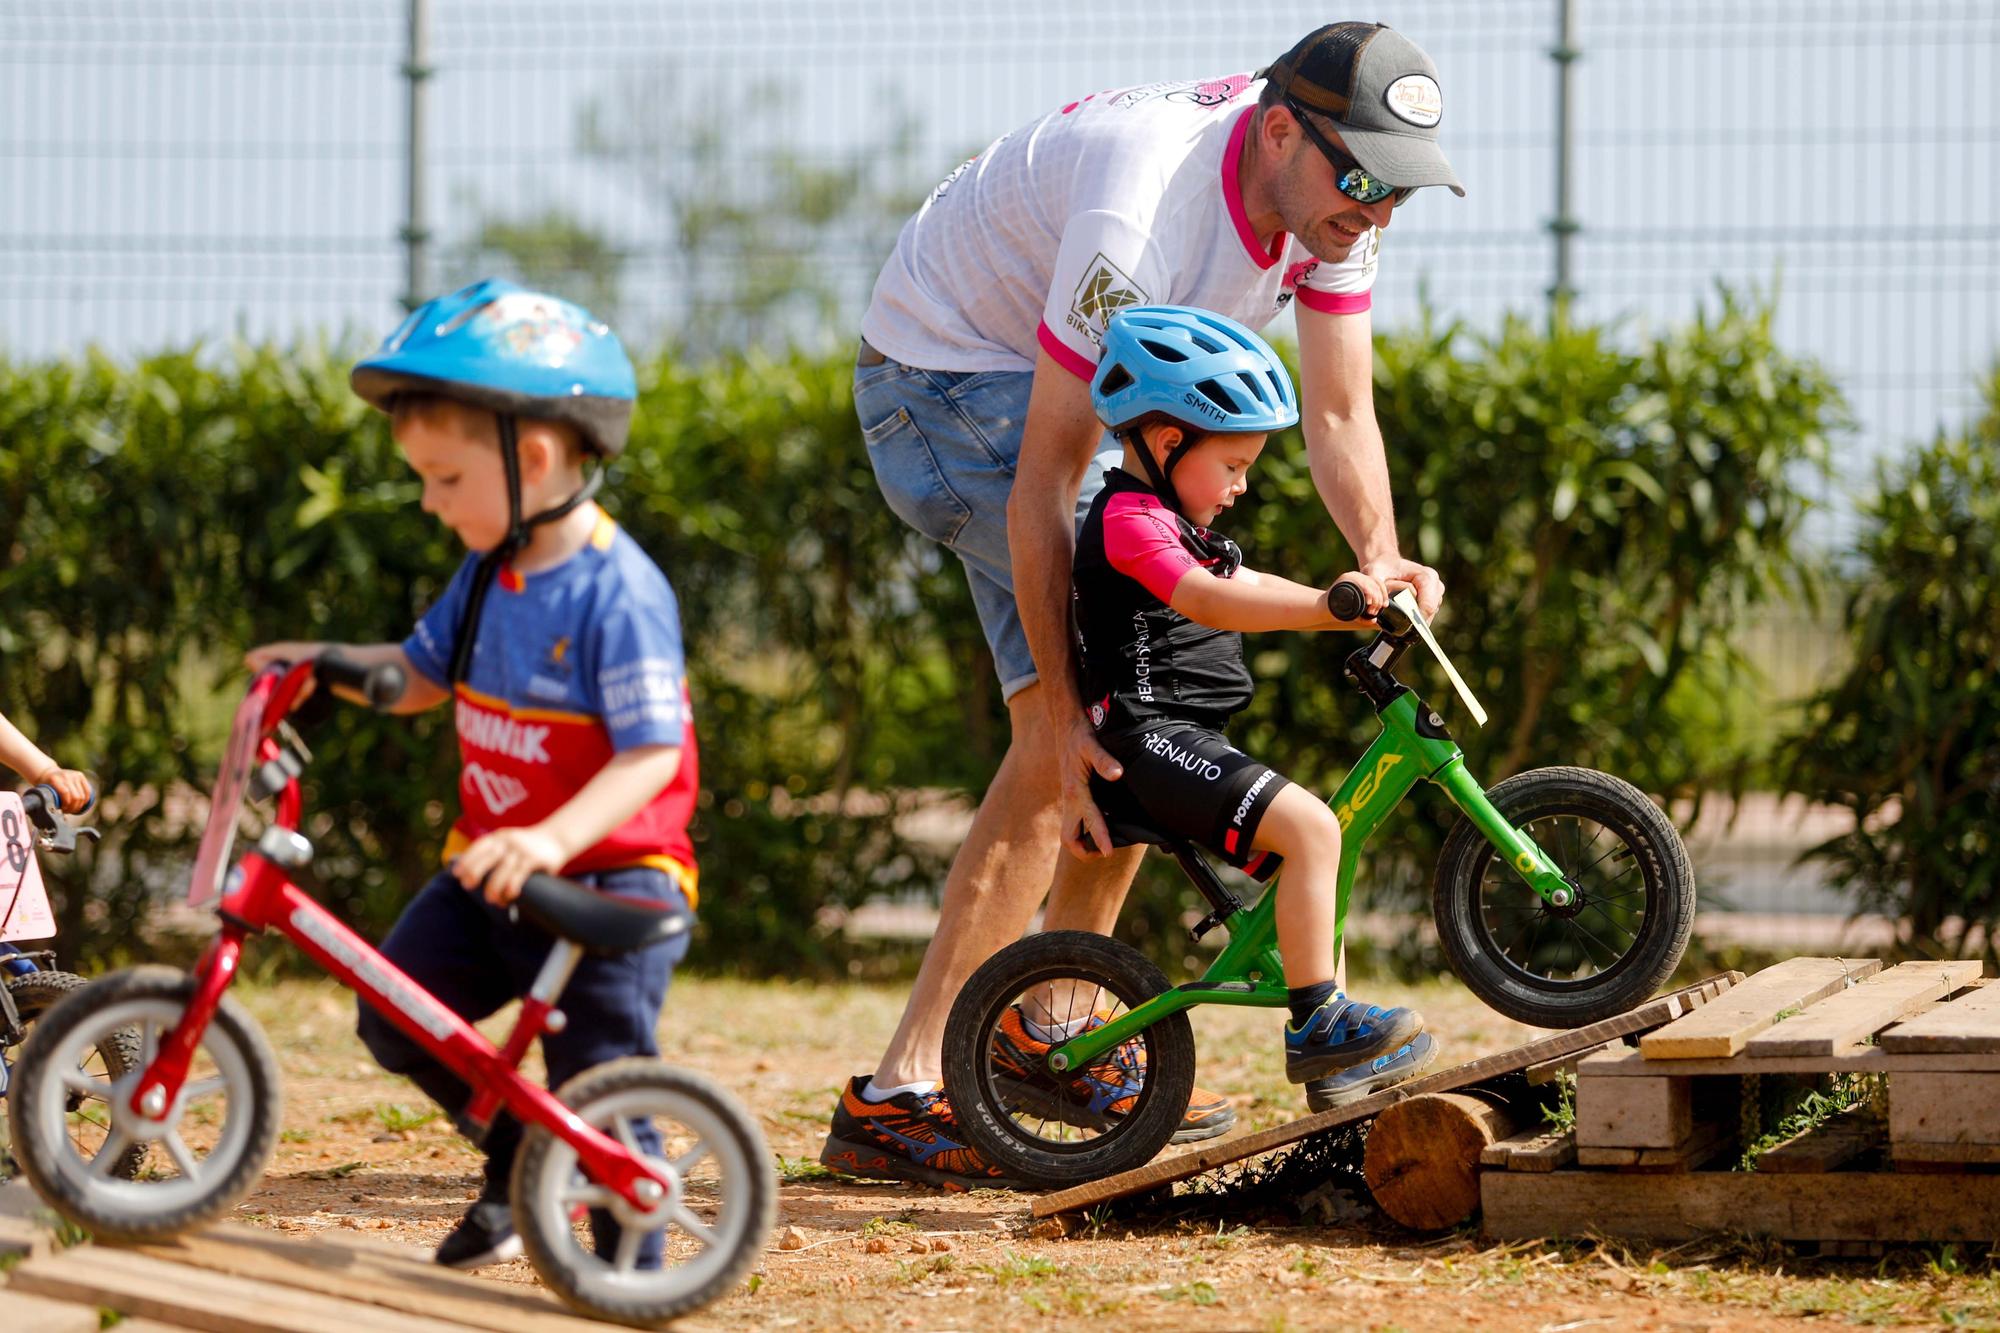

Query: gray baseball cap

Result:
[1262,22,1465,197]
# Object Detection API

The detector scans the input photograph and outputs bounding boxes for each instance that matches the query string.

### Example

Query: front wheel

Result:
[1434,766,1695,1028]
[8,966,281,1241]
[512,1060,774,1327]
[942,930,1194,1190]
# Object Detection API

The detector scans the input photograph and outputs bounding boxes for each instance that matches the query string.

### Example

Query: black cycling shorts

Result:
[1089,721,1291,879]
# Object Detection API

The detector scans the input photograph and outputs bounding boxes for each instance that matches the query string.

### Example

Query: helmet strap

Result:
[1121,423,1202,516]
[446,414,606,685]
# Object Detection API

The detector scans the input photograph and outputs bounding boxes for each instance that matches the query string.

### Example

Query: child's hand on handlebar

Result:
[35,766,94,813]
[453,826,569,906]
[1329,572,1390,625]
[244,641,327,673]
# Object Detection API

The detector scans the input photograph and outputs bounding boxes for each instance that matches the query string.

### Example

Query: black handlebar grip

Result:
[315,653,407,711]
[1326,579,1370,622]
[22,780,93,825]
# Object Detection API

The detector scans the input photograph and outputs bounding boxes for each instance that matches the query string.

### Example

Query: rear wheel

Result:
[1433,767,1695,1027]
[942,930,1193,1190]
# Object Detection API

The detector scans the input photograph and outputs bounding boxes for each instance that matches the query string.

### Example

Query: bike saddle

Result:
[511,873,691,956]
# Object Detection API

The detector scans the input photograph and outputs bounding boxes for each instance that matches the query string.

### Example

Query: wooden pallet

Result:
[1482,959,2000,1243]
[1031,972,1743,1218]
[0,1183,656,1332]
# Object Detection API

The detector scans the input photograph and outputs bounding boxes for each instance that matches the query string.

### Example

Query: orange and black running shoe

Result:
[988,1006,1235,1143]
[819,1077,1015,1190]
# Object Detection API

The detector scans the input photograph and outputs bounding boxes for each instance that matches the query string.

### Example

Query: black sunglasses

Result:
[1286,100,1416,208]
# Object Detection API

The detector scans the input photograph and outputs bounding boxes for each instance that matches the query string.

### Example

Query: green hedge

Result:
[0,292,1844,974]
[1783,366,2000,962]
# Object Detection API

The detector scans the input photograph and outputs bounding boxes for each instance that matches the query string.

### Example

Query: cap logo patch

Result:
[1384,74,1442,128]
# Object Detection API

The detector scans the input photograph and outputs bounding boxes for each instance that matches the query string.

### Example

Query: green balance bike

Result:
[942,587,1695,1189]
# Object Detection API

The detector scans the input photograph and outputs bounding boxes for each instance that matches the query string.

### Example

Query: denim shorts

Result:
[854,354,1119,700]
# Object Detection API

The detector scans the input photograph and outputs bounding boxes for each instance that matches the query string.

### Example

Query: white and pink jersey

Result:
[861,75,1379,381]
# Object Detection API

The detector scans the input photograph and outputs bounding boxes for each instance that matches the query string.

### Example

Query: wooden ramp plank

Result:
[1756,1105,1880,1173]
[8,1244,483,1333]
[1031,972,1743,1218]
[1576,1044,2000,1077]
[1879,978,2000,1053]
[1482,1169,2000,1243]
[1744,961,1982,1057]
[129,1226,621,1333]
[1638,957,1882,1059]
[0,1288,102,1333]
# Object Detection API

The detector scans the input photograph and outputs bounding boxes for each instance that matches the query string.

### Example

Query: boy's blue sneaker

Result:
[1304,1032,1440,1112]
[1283,993,1423,1084]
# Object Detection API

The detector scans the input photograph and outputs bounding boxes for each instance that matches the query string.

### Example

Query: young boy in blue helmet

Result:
[247,280,699,1268]
[1062,305,1436,1107]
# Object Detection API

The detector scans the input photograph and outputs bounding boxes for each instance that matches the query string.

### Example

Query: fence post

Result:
[1549,0,1580,329]
[401,0,433,311]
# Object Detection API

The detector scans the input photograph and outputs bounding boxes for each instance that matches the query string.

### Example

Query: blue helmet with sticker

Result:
[351,278,637,458]
[1090,306,1300,437]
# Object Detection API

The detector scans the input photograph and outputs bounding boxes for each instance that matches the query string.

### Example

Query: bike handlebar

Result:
[1326,580,1415,637]
[313,652,406,711]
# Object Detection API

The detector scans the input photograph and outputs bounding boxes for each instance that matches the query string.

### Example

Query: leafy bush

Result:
[1783,367,2000,960]
[0,290,1845,975]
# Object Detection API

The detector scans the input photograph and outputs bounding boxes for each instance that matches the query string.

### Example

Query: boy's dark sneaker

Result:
[1303,1032,1440,1112]
[1284,993,1424,1084]
[820,1077,1015,1191]
[988,1005,1235,1143]
[435,1196,523,1269]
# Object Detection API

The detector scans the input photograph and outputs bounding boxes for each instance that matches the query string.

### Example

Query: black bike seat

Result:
[1103,817,1177,849]
[511,873,690,956]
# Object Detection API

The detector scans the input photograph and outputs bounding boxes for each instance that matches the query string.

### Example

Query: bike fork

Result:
[129,928,246,1119]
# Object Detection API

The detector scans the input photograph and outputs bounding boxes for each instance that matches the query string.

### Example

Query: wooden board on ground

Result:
[1639,957,1881,1059]
[8,1242,484,1333]
[1756,1104,1880,1173]
[1743,961,1982,1057]
[1031,972,1743,1218]
[129,1227,622,1333]
[1879,978,2000,1054]
[1483,1169,2000,1243]
[0,1289,101,1333]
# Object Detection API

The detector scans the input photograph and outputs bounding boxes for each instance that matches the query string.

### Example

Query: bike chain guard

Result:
[1391,589,1488,727]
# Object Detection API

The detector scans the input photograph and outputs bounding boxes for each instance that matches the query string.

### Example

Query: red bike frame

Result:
[129,660,674,1212]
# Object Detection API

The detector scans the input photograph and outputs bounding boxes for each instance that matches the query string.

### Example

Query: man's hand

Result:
[453,826,569,906]
[1059,718,1124,860]
[1362,556,1445,622]
[243,641,325,673]
[35,766,93,813]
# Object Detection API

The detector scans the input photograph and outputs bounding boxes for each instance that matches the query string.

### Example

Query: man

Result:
[823,22,1460,1188]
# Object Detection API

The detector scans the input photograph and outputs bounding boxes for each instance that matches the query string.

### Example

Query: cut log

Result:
[1363,1091,1517,1231]
[1640,957,1881,1059]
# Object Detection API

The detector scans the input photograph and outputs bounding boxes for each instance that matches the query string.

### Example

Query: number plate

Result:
[0,792,57,941]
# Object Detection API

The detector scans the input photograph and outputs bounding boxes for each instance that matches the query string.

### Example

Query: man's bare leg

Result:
[872,680,1143,1089]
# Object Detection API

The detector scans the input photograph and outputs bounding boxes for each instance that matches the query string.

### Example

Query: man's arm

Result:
[1295,304,1444,619]
[1005,346,1125,857]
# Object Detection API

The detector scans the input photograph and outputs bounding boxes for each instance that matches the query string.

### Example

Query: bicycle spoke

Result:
[560,1184,618,1211]
[180,1076,227,1104]
[667,1202,715,1248]
[163,1130,201,1180]
[89,1128,133,1177]
[669,1141,711,1177]
[60,1068,108,1099]
[613,1222,643,1274]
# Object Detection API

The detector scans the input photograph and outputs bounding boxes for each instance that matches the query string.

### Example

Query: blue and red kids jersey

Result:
[403,512,701,903]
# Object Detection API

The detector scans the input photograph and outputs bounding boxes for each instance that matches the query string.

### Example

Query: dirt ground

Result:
[57,968,2000,1331]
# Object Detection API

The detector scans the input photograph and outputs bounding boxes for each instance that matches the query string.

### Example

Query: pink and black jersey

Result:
[1073,469,1253,732]
[862,75,1379,379]
[402,511,701,904]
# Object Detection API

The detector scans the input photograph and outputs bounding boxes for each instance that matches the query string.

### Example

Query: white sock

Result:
[1023,1013,1092,1042]
[861,1077,938,1103]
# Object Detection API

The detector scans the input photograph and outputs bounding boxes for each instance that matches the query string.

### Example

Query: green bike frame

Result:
[1045,690,1572,1076]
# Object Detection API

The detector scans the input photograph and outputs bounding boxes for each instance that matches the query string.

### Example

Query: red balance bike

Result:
[9,656,774,1327]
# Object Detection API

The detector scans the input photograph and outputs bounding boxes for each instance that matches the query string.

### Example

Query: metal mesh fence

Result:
[5,1,1996,915]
